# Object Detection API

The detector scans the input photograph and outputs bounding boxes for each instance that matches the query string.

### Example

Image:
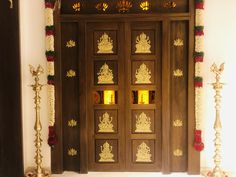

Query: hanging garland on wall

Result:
[194,0,204,151]
[45,0,57,147]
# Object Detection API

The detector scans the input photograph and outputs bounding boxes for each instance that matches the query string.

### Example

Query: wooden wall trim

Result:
[0,0,24,177]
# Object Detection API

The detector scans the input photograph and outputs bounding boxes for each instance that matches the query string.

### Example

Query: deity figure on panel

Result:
[98,112,114,132]
[135,32,151,53]
[97,63,114,84]
[135,63,151,84]
[99,141,115,162]
[97,33,114,53]
[135,112,151,132]
[136,142,152,162]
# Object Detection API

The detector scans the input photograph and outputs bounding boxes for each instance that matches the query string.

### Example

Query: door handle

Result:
[9,0,13,9]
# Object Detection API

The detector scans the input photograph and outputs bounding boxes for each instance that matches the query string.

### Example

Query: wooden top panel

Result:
[60,0,189,14]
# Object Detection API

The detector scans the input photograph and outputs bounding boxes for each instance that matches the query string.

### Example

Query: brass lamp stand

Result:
[205,63,228,177]
[25,65,50,177]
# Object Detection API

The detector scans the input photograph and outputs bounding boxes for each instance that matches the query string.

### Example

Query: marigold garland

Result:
[45,0,57,147]
[194,0,205,151]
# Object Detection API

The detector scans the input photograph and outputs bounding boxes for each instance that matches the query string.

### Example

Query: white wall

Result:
[20,0,236,174]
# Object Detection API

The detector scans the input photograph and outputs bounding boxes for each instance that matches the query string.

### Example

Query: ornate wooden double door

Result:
[57,15,198,173]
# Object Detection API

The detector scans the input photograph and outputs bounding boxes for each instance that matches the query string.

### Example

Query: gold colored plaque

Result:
[136,142,152,162]
[99,141,115,162]
[174,38,184,46]
[97,63,114,84]
[135,112,151,132]
[66,69,76,77]
[135,63,152,84]
[97,33,114,54]
[173,119,183,127]
[68,148,78,156]
[135,32,151,53]
[173,69,183,77]
[98,112,114,132]
[117,0,132,13]
[96,2,109,11]
[68,119,77,127]
[66,40,76,48]
[72,2,81,12]
[173,149,183,157]
[140,1,150,11]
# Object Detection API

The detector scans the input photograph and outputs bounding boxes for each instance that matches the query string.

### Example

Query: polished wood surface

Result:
[0,0,24,177]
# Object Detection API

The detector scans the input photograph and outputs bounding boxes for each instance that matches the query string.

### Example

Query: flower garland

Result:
[194,0,204,151]
[45,0,57,147]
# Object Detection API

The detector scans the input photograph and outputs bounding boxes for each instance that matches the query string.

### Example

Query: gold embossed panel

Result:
[95,110,118,133]
[132,110,155,133]
[132,140,155,163]
[94,61,118,85]
[132,61,155,84]
[94,31,117,55]
[132,30,155,54]
[95,140,118,163]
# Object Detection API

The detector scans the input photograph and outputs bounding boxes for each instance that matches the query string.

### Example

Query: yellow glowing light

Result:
[138,90,149,104]
[140,1,150,11]
[104,90,115,104]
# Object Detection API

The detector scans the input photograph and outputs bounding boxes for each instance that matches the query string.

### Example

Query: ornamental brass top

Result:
[135,112,151,132]
[98,112,114,132]
[97,33,114,54]
[173,149,183,157]
[68,148,78,156]
[135,63,152,84]
[136,142,152,162]
[97,63,114,84]
[99,141,115,162]
[135,32,151,53]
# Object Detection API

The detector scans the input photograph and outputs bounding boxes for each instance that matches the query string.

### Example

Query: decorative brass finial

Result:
[136,142,152,162]
[66,40,76,48]
[173,149,183,157]
[96,2,109,12]
[68,148,78,156]
[174,38,184,46]
[99,141,115,162]
[117,0,132,13]
[25,65,51,177]
[135,112,152,132]
[173,69,183,77]
[97,33,114,53]
[135,32,151,53]
[204,63,228,177]
[140,1,150,11]
[72,2,81,12]
[135,63,152,84]
[163,1,177,9]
